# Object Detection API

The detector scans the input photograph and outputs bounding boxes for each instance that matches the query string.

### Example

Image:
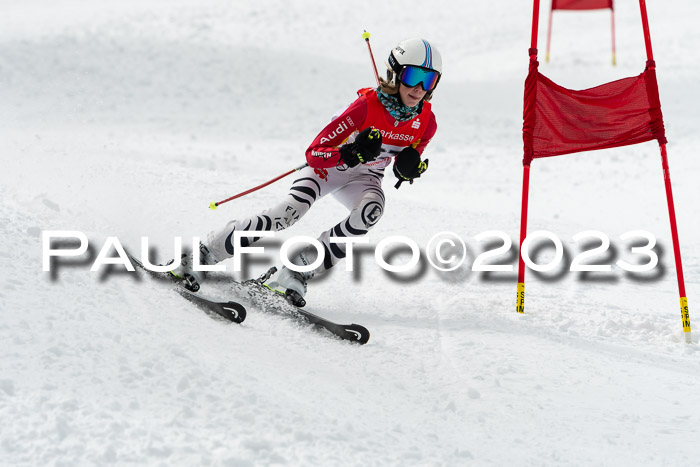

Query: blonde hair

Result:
[378,76,399,95]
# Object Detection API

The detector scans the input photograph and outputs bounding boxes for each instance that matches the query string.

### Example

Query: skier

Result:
[172,37,442,306]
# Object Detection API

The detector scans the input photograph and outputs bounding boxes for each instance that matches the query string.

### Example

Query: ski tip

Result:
[346,324,370,345]
[222,301,247,324]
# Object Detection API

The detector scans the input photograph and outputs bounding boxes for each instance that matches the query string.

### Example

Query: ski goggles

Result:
[398,65,441,91]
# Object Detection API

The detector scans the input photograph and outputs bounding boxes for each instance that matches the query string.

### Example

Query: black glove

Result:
[393,146,429,188]
[339,127,383,168]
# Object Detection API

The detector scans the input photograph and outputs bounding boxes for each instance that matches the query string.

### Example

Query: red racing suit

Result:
[305,88,437,171]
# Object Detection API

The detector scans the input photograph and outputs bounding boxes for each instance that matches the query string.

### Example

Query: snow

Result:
[2,0,699,465]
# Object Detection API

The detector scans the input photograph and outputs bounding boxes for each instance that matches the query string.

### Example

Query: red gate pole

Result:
[516,164,531,314]
[611,6,617,65]
[639,0,653,60]
[659,144,692,342]
[517,0,541,314]
[639,0,692,343]
[531,0,541,53]
[545,5,554,62]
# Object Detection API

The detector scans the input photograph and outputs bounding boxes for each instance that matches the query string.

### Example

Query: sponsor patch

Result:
[314,167,329,181]
[275,206,300,230]
[319,120,350,144]
[378,129,415,142]
[361,201,383,228]
[311,151,332,159]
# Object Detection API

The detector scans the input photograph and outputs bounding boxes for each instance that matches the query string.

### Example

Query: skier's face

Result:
[398,83,427,108]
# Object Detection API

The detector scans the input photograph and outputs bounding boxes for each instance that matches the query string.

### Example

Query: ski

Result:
[176,289,246,324]
[229,268,370,345]
[129,255,367,343]
[129,255,246,324]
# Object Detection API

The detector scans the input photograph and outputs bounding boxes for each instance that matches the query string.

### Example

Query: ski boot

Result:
[170,242,220,292]
[264,252,314,307]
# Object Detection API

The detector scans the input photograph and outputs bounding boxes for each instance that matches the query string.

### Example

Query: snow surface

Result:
[2,0,699,465]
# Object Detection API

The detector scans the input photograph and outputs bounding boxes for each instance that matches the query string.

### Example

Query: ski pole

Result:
[362,30,380,86]
[209,163,308,210]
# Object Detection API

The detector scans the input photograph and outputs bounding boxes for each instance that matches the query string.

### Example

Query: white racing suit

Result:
[207,163,386,276]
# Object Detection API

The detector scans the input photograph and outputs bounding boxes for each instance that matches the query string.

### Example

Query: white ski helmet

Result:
[386,38,442,98]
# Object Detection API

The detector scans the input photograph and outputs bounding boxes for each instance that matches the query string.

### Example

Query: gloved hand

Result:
[339,127,383,168]
[393,146,428,188]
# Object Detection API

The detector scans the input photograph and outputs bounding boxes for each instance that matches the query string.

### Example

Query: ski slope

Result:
[2,0,699,465]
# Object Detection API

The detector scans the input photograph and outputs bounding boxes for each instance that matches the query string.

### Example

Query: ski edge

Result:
[177,289,247,324]
[294,308,370,345]
[129,253,247,324]
[241,278,371,345]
